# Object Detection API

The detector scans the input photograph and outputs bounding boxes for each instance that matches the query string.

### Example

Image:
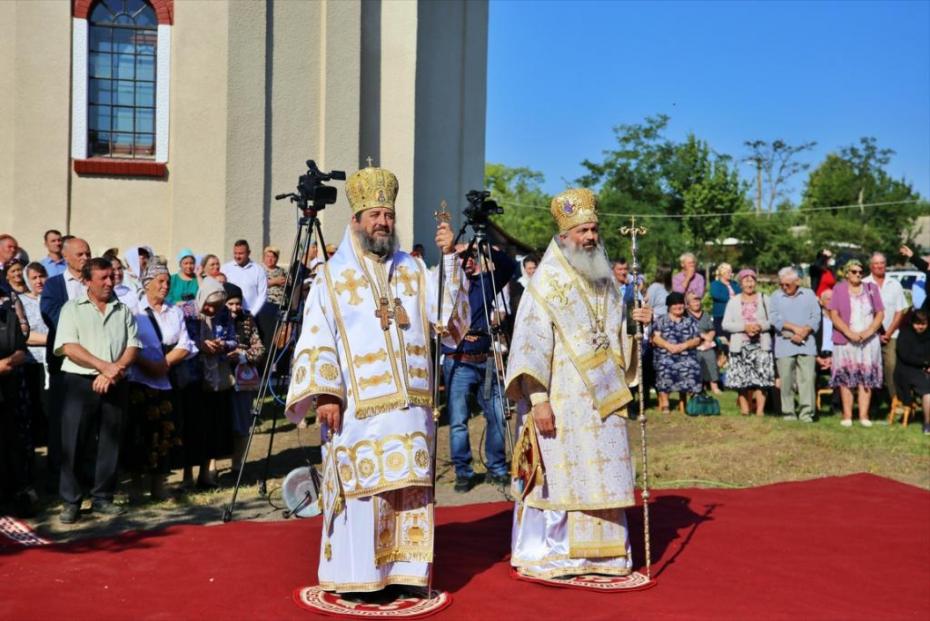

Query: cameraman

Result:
[443,244,515,493]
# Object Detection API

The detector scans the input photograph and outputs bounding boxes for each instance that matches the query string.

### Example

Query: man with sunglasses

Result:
[769,266,821,422]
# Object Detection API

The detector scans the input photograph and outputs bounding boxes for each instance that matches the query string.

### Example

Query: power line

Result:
[495,198,925,220]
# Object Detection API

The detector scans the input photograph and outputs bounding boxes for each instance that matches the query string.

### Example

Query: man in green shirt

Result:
[54,257,140,523]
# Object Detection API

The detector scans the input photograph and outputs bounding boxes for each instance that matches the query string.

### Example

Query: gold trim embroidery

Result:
[359,372,393,390]
[511,564,631,580]
[317,575,428,594]
[385,452,405,472]
[395,265,418,296]
[319,363,339,381]
[333,268,369,305]
[409,367,429,380]
[353,349,388,367]
[406,344,428,357]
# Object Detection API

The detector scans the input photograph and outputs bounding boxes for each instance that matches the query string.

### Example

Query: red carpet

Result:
[1,474,928,620]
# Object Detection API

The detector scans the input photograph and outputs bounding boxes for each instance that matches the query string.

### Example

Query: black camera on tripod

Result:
[463,189,503,227]
[275,160,346,211]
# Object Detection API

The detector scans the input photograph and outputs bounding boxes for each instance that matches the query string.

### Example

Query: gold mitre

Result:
[550,188,598,233]
[345,166,399,214]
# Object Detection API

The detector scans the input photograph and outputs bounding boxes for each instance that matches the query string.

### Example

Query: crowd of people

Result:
[605,249,930,432]
[0,222,928,523]
[0,230,302,520]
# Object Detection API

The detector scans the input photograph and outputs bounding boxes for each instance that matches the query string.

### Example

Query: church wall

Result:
[377,0,419,253]
[224,0,268,258]
[413,0,489,264]
[0,3,16,234]
[1,0,488,268]
[7,1,71,251]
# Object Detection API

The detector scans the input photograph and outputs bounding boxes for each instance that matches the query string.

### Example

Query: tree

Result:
[743,139,817,212]
[485,162,553,251]
[802,137,924,260]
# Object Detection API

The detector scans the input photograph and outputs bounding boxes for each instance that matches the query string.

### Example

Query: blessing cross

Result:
[375,297,394,331]
[335,269,369,305]
[619,216,648,276]
[434,199,451,225]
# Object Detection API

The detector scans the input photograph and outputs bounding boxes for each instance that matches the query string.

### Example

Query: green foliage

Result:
[486,123,925,279]
[485,162,554,252]
[802,137,925,260]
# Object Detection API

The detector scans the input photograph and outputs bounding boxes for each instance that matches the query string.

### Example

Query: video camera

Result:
[463,189,503,227]
[275,160,346,211]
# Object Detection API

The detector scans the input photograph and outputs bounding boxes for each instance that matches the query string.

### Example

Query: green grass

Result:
[629,395,930,490]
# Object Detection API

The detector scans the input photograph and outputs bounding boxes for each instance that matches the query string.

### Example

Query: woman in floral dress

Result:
[652,291,703,413]
[722,269,775,416]
[828,260,884,427]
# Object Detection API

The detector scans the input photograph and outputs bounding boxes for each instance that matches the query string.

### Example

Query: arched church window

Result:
[87,0,158,159]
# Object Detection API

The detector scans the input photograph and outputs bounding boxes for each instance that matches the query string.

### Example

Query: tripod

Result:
[222,204,331,523]
[454,219,517,469]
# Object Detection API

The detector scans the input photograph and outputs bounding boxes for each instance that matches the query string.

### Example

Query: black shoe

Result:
[454,475,476,493]
[486,472,511,486]
[91,500,126,516]
[59,503,80,524]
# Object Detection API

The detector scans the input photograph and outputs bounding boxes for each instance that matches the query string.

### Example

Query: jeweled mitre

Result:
[550,188,598,233]
[346,166,399,214]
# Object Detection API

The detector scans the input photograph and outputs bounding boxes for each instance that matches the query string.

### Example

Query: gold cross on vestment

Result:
[375,297,394,330]
[335,269,369,305]
[395,266,417,296]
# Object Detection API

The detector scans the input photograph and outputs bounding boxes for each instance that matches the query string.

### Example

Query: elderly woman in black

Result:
[185,278,237,488]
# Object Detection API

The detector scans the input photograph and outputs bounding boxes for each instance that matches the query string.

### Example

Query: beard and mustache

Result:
[356,226,399,258]
[557,236,613,285]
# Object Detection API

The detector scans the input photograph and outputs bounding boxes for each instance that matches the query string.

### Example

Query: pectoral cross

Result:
[366,155,374,168]
[335,269,369,305]
[375,297,394,330]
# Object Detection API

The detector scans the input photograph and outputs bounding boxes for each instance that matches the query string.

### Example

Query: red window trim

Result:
[73,158,168,178]
[73,0,174,25]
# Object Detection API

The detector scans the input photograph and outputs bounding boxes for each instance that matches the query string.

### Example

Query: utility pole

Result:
[755,159,763,214]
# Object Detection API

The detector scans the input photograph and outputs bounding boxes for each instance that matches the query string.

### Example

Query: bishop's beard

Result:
[356,228,399,258]
[557,237,613,285]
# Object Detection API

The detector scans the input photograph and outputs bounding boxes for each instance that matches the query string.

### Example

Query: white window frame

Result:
[70,15,171,163]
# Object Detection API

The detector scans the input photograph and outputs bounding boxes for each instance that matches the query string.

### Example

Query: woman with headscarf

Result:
[810,249,836,298]
[123,245,154,293]
[827,259,884,427]
[652,291,703,413]
[223,282,265,472]
[186,277,237,488]
[723,268,775,415]
[167,248,199,306]
[125,263,195,499]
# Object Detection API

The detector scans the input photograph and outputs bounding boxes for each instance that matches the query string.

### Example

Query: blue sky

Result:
[485,0,930,203]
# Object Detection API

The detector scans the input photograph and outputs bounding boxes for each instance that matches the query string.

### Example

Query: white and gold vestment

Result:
[505,237,639,579]
[285,217,468,592]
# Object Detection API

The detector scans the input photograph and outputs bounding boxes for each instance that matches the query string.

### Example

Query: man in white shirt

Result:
[864,251,909,404]
[221,239,268,317]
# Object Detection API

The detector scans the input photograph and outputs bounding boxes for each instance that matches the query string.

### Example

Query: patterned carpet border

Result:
[293,586,453,619]
[0,516,51,547]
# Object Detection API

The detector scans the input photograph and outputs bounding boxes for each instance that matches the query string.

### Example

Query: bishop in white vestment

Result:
[285,166,469,593]
[505,188,651,579]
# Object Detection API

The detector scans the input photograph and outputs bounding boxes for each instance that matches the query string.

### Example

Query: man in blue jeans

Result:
[442,245,515,493]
